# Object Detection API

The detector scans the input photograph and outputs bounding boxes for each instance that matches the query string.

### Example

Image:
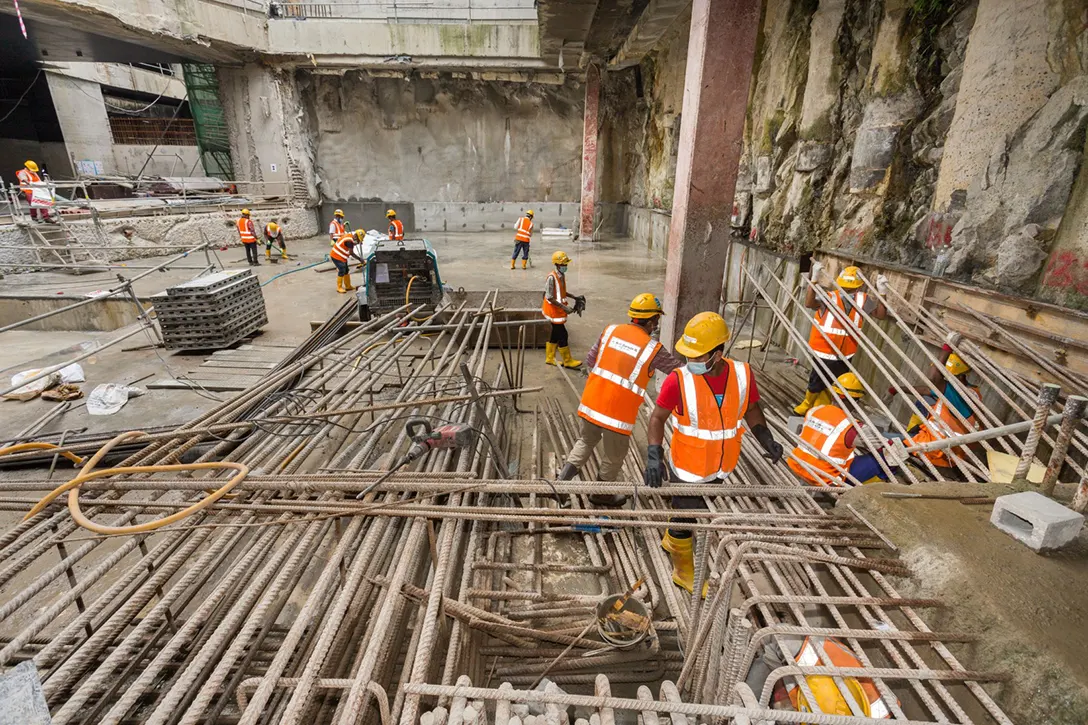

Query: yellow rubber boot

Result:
[522,259,527,269]
[559,347,582,369]
[265,248,271,259]
[510,259,516,269]
[794,391,818,415]
[336,276,346,294]
[660,532,708,597]
[343,273,355,291]
[281,249,288,260]
[545,342,558,366]
[814,390,833,407]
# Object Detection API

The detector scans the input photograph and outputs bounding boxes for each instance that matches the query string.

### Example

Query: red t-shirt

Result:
[656,365,760,416]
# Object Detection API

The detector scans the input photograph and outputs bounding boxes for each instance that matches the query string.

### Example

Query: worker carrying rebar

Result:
[331,230,366,294]
[15,159,51,222]
[386,209,404,241]
[328,209,349,246]
[787,372,899,486]
[897,333,982,478]
[263,220,288,262]
[794,262,888,416]
[237,209,260,266]
[556,294,682,506]
[511,210,534,269]
[542,250,583,369]
[644,312,783,594]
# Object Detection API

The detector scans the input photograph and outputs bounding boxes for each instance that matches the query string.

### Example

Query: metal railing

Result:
[270,0,536,22]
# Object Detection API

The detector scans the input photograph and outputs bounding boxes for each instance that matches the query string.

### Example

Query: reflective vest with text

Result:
[578,323,661,435]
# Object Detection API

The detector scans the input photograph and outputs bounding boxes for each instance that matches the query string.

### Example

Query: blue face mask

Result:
[557,265,568,274]
[687,352,719,376]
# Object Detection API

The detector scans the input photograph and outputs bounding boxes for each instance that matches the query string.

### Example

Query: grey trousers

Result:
[565,417,632,481]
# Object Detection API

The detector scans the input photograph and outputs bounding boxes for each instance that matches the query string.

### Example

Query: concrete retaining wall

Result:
[0,295,145,331]
[623,205,671,256]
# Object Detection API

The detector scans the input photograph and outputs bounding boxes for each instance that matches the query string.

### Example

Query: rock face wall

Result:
[610,0,1088,307]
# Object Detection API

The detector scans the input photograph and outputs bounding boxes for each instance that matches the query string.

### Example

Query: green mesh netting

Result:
[182,63,235,180]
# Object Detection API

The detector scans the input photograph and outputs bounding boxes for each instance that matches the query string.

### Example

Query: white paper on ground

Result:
[87,384,145,416]
[3,370,60,401]
[58,363,85,384]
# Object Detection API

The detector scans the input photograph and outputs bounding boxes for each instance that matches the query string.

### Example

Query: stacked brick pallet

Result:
[153,269,268,350]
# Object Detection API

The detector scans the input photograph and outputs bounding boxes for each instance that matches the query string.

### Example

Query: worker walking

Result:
[386,209,404,240]
[787,373,898,486]
[237,209,260,266]
[794,263,888,415]
[644,312,783,594]
[542,250,582,369]
[511,210,534,269]
[328,209,349,246]
[330,230,366,294]
[557,294,682,506]
[263,220,288,262]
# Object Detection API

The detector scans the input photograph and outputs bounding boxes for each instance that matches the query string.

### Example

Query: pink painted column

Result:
[660,0,761,347]
[579,64,601,241]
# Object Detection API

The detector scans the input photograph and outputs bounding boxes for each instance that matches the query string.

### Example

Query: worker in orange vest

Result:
[795,263,888,416]
[386,209,404,240]
[511,210,534,269]
[784,636,897,718]
[556,294,682,506]
[15,160,50,222]
[328,209,349,246]
[645,312,782,594]
[263,220,288,263]
[542,250,583,369]
[330,230,366,294]
[787,372,898,486]
[237,209,260,265]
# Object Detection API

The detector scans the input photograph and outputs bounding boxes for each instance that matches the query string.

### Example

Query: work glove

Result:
[751,424,783,464]
[875,274,889,295]
[809,261,825,285]
[644,444,666,488]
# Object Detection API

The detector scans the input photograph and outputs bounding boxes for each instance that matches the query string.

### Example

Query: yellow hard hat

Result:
[267,222,280,233]
[946,353,969,376]
[526,209,534,217]
[241,208,251,216]
[832,372,866,398]
[674,312,730,358]
[352,229,365,241]
[386,209,397,218]
[334,209,344,218]
[629,293,664,319]
[836,265,864,289]
[552,250,571,265]
[24,160,39,172]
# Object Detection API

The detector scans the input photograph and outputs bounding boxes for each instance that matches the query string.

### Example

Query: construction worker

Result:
[645,312,783,594]
[328,209,349,246]
[557,294,682,506]
[787,372,898,486]
[511,209,533,269]
[237,209,260,265]
[330,230,366,294]
[15,160,49,222]
[782,636,895,718]
[899,333,982,478]
[794,263,888,415]
[263,220,288,262]
[542,250,582,369]
[386,209,404,240]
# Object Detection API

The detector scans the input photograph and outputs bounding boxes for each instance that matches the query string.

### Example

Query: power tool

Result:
[356,417,476,499]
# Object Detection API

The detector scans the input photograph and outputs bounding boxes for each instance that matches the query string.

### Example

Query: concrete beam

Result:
[661,0,760,347]
[609,0,691,69]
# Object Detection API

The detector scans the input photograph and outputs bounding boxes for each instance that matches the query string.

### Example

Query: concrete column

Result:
[579,64,601,241]
[661,0,761,347]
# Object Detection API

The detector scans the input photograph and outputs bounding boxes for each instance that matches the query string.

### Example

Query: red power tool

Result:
[356,417,476,499]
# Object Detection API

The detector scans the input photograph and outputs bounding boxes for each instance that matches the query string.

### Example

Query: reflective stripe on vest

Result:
[787,405,858,485]
[792,637,894,719]
[329,219,345,236]
[330,235,354,262]
[541,271,567,324]
[237,218,256,244]
[808,291,865,360]
[578,324,661,435]
[668,361,750,483]
[389,219,404,240]
[515,216,532,243]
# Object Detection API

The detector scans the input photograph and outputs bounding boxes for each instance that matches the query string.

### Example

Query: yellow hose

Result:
[0,442,83,466]
[24,431,248,536]
[405,275,432,322]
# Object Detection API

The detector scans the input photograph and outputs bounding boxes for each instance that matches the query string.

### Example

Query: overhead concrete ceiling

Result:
[0,16,187,70]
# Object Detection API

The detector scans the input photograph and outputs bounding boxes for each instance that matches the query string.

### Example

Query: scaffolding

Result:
[182,63,235,181]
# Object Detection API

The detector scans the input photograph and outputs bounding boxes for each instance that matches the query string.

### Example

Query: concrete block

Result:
[990,491,1084,552]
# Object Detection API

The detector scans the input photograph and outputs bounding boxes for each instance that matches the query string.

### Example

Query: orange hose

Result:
[0,442,83,466]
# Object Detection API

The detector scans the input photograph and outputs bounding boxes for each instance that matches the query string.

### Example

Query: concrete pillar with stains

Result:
[661,0,761,346]
[579,64,601,241]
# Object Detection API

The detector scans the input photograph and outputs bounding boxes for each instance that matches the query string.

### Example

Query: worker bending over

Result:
[557,294,681,506]
[331,230,366,294]
[899,333,982,479]
[386,209,404,240]
[645,312,783,594]
[542,250,582,369]
[263,220,288,262]
[237,209,260,266]
[795,263,888,415]
[511,210,533,269]
[329,209,349,246]
[788,373,898,486]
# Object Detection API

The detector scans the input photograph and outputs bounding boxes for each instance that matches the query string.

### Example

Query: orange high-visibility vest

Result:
[264,224,281,239]
[908,385,981,468]
[237,217,257,244]
[330,234,355,263]
[668,361,751,483]
[577,323,661,435]
[514,216,533,243]
[16,168,39,201]
[388,219,404,240]
[541,270,568,324]
[808,290,866,360]
[789,637,894,719]
[787,405,857,486]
